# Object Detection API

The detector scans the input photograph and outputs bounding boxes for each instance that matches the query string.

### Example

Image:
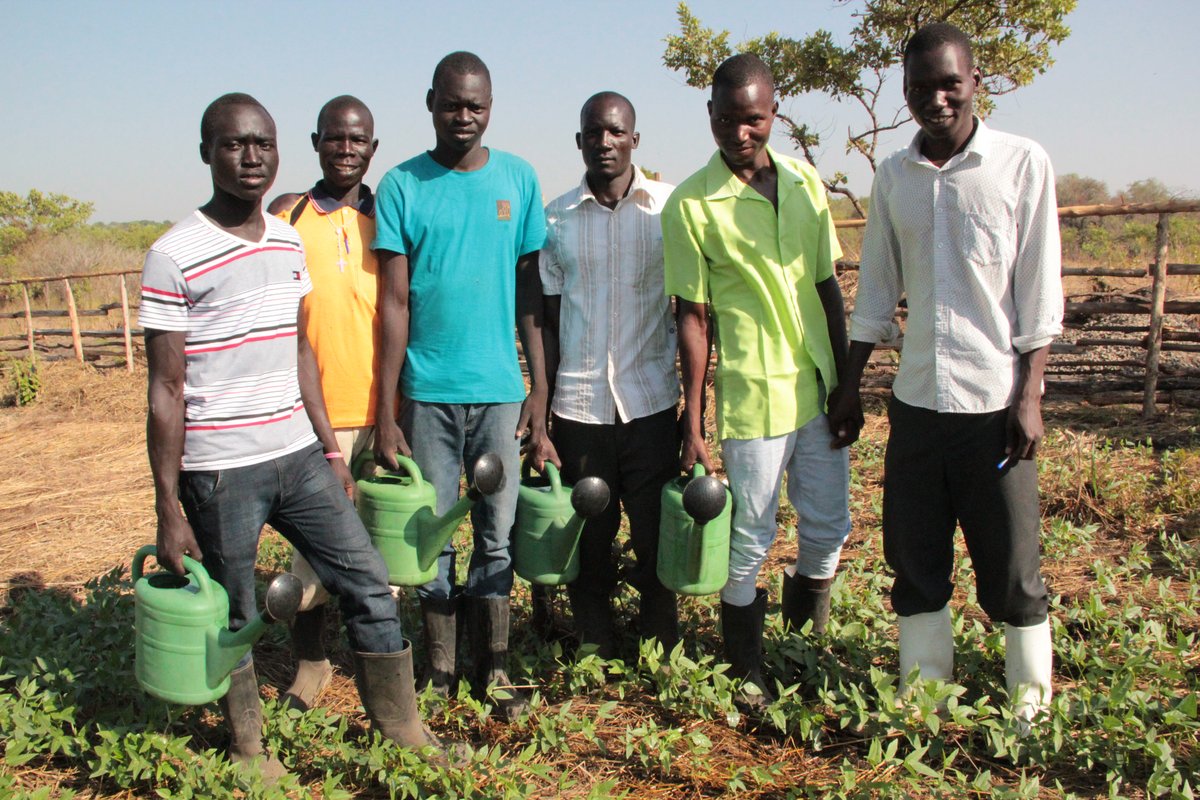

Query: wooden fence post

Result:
[1142,213,1172,419]
[62,278,83,363]
[21,283,34,358]
[119,275,134,372]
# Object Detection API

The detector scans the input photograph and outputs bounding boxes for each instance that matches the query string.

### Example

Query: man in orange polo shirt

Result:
[268,95,382,710]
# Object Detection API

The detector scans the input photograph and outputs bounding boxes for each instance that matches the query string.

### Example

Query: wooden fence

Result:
[2,200,1200,418]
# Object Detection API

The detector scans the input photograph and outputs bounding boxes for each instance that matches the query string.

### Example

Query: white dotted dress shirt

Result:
[541,168,679,424]
[851,120,1064,414]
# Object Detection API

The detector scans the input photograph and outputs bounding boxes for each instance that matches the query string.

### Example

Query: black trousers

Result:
[882,397,1049,627]
[551,407,680,603]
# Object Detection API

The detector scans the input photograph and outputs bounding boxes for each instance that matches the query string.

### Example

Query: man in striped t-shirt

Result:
[142,93,442,776]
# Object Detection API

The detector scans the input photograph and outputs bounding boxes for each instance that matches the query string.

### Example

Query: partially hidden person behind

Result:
[662,54,854,709]
[142,93,442,779]
[265,95,383,712]
[371,52,555,720]
[828,23,1062,735]
[531,91,681,659]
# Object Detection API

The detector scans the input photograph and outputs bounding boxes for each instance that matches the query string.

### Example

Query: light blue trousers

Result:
[720,408,851,606]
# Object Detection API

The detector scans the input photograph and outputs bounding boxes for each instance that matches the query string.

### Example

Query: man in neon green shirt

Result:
[663,53,854,707]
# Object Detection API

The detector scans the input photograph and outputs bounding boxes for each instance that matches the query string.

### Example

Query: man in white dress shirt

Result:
[828,23,1062,733]
[530,92,681,658]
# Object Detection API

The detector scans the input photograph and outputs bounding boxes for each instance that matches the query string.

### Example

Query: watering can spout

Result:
[416,453,506,570]
[206,572,302,686]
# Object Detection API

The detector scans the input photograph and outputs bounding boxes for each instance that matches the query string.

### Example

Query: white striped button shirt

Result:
[851,120,1064,414]
[541,168,679,424]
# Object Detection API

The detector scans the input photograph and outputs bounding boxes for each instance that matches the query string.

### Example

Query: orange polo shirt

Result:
[279,191,380,429]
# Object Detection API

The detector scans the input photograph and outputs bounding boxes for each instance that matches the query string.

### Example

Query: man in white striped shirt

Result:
[532,92,681,657]
[143,94,442,775]
[829,24,1062,733]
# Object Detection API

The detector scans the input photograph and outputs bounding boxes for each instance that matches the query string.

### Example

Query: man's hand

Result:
[329,456,357,499]
[1006,394,1044,461]
[156,509,203,576]
[517,387,561,470]
[826,384,864,449]
[373,417,411,470]
[680,430,714,474]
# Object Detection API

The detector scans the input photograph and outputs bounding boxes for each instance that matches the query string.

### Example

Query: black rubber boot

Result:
[282,606,333,711]
[353,643,446,764]
[720,588,775,711]
[466,596,529,721]
[419,595,457,697]
[638,583,680,655]
[219,661,287,782]
[781,566,833,636]
[567,585,617,659]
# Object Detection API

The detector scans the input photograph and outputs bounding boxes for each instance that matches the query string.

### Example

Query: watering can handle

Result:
[521,459,564,495]
[691,463,706,479]
[131,545,215,602]
[367,453,426,488]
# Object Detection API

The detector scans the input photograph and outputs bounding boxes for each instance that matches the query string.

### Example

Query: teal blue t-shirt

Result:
[373,150,546,403]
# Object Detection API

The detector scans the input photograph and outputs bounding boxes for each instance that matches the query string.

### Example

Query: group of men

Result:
[143,22,1061,778]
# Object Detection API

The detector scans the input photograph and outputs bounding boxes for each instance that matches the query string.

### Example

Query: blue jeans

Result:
[401,401,521,600]
[179,442,403,654]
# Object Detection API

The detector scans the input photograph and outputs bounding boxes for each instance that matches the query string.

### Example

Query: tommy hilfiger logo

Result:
[496,200,511,221]
[293,271,302,281]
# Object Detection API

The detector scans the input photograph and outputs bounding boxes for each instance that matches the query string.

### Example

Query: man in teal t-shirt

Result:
[372,51,554,721]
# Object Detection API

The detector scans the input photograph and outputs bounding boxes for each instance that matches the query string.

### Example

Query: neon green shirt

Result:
[663,147,842,440]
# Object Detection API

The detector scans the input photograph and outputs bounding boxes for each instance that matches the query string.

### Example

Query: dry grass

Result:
[0,361,153,595]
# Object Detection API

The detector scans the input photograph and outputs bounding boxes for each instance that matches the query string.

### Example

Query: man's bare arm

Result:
[816,275,863,448]
[146,329,202,575]
[374,250,411,469]
[516,251,560,469]
[297,302,355,496]
[1008,344,1050,460]
[676,298,713,473]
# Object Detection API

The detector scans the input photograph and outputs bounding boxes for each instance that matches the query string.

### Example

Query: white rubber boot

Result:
[1005,618,1053,736]
[897,606,954,692]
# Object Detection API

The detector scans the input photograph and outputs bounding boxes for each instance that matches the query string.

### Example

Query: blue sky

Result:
[4,0,1197,222]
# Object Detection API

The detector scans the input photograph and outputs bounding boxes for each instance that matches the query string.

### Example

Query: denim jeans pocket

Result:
[180,470,222,511]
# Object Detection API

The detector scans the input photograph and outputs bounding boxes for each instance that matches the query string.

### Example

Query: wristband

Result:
[324,451,344,460]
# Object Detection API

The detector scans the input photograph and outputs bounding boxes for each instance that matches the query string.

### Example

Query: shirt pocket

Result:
[962,210,1014,270]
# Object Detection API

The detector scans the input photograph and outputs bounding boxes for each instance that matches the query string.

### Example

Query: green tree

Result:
[664,0,1076,216]
[1056,173,1110,208]
[0,189,94,274]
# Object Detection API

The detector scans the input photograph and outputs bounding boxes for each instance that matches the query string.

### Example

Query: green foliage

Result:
[8,357,41,406]
[2,433,1199,797]
[664,0,1076,212]
[0,190,94,275]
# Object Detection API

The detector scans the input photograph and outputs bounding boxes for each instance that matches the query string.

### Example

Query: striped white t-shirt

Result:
[140,211,318,471]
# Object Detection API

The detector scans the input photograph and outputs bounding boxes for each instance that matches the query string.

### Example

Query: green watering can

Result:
[355,453,505,586]
[657,464,732,595]
[132,545,302,705]
[513,462,611,585]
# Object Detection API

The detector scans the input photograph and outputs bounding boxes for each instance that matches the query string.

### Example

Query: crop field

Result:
[0,362,1197,799]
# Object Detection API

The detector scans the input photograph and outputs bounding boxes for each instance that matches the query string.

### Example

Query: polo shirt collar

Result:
[904,117,993,167]
[569,165,652,211]
[308,181,375,217]
[704,145,806,200]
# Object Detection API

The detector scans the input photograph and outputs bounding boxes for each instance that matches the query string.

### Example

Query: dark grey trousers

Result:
[882,397,1049,627]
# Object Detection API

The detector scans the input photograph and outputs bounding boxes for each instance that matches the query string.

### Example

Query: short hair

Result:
[580,91,636,128]
[200,92,268,146]
[712,53,776,96]
[316,95,374,134]
[904,22,975,68]
[431,51,491,92]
